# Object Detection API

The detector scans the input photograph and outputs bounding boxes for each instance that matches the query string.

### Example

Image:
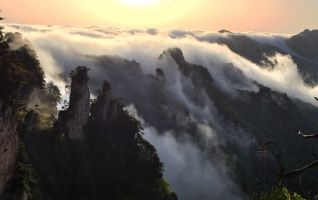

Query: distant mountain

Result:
[217,29,318,85]
[62,45,318,197]
[58,44,318,198]
[287,29,318,60]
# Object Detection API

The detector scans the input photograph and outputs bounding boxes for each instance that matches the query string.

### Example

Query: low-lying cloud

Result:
[3,23,318,199]
[4,23,315,103]
[126,105,247,200]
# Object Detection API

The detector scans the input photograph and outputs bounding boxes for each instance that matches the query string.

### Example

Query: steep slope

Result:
[20,66,179,200]
[1,28,180,199]
[0,28,46,199]
[0,89,19,197]
[163,48,318,194]
[76,47,318,197]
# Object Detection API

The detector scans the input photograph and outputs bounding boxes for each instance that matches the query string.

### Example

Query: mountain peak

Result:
[218,29,234,35]
[159,47,185,64]
[57,66,91,140]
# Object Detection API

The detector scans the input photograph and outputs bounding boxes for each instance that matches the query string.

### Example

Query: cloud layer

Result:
[4,24,318,199]
[4,24,313,101]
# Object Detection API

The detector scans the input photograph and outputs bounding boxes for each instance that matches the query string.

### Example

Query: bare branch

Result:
[256,141,285,185]
[255,96,318,199]
[312,153,317,160]
[256,141,318,182]
[255,152,266,186]
[296,130,318,139]
[309,186,318,198]
[277,160,318,181]
[299,175,310,199]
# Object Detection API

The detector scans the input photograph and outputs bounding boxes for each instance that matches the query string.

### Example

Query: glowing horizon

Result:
[1,0,317,34]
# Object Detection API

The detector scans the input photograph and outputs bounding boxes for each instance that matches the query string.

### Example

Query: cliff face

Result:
[57,68,122,139]
[0,30,56,199]
[95,81,119,122]
[0,97,19,195]
[57,67,90,140]
[66,72,90,140]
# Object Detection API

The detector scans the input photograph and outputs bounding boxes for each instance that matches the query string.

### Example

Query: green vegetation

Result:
[19,92,178,200]
[15,140,40,200]
[250,185,305,200]
[16,69,179,200]
[0,21,25,99]
[70,66,90,82]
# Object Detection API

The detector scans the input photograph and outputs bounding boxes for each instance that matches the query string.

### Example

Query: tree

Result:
[256,97,318,199]
[250,185,305,200]
[0,13,25,98]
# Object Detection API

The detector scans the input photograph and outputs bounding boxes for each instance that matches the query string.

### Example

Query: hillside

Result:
[0,28,178,200]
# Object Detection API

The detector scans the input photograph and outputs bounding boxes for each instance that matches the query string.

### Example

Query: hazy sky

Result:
[1,0,317,34]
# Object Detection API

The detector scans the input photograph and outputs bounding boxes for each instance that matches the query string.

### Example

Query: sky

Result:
[1,0,318,34]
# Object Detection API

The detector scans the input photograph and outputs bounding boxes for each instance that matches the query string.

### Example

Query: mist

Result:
[4,24,318,199]
[4,24,316,105]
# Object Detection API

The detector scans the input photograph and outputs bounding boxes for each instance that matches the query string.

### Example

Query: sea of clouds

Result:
[3,23,317,199]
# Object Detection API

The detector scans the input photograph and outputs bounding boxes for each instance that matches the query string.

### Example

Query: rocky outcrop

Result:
[57,67,90,140]
[56,67,125,138]
[66,70,90,139]
[159,47,187,67]
[95,81,118,122]
[159,48,213,87]
[88,81,122,136]
[0,97,19,196]
[56,67,126,139]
